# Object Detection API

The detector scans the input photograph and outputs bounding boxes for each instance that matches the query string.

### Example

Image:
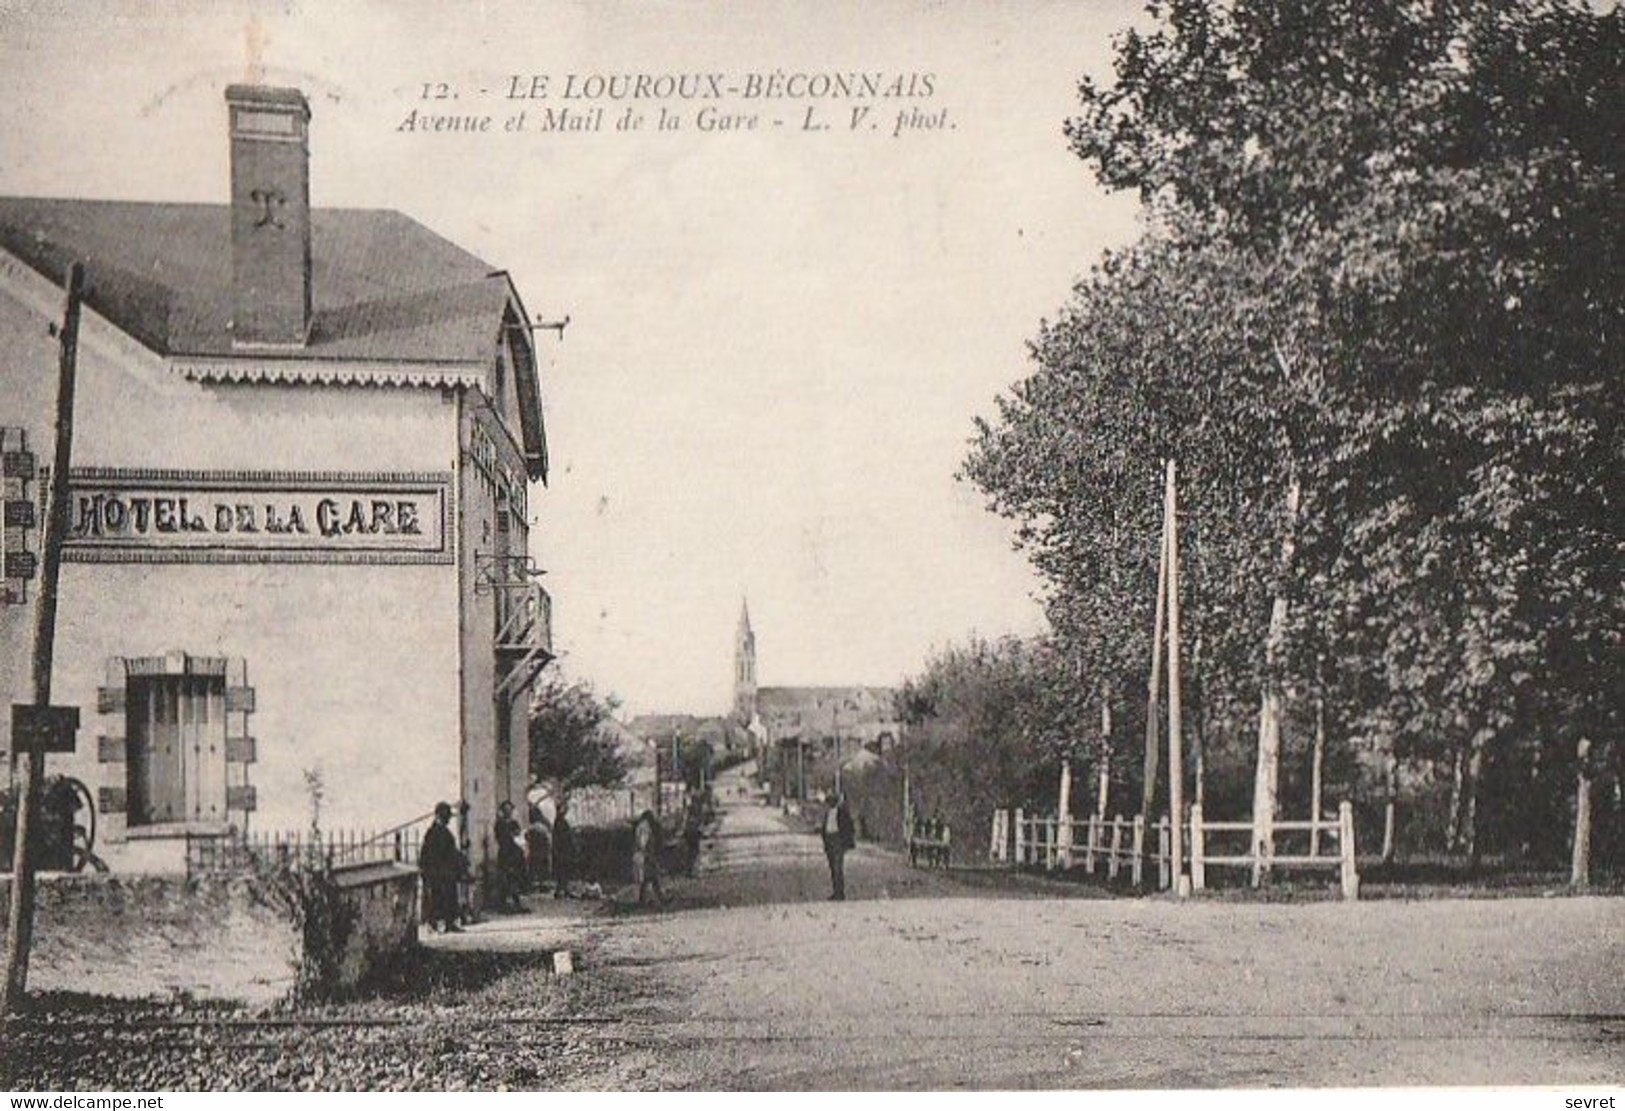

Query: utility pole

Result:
[1165,460,1188,898]
[902,761,912,841]
[4,262,84,1015]
[1138,497,1170,868]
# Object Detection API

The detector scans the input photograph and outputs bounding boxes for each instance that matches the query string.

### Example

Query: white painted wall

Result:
[1,253,467,854]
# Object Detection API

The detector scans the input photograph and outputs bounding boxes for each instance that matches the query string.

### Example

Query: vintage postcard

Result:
[0,0,1619,1096]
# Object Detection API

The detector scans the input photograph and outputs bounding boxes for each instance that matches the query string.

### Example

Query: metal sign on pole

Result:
[10,705,79,754]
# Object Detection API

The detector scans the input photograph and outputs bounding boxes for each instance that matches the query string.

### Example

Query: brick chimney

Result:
[225,85,312,347]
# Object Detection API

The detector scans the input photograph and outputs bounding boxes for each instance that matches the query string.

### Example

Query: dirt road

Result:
[584,784,1625,1090]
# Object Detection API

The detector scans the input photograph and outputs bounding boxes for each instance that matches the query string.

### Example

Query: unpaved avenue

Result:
[583,789,1625,1090]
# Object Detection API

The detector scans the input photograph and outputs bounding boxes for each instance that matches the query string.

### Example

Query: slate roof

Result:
[756,686,898,719]
[627,714,752,750]
[0,196,548,478]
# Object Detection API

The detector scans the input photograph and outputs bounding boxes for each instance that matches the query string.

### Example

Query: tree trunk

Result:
[1381,750,1398,864]
[1097,684,1112,818]
[1462,733,1488,868]
[1250,476,1300,886]
[1570,737,1593,890]
[1310,688,1326,858]
[1057,759,1074,868]
[1192,636,1207,815]
[1446,747,1466,853]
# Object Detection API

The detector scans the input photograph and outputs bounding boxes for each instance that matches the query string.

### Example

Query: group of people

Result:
[420,785,866,927]
[418,796,580,933]
[417,789,718,929]
[493,797,578,909]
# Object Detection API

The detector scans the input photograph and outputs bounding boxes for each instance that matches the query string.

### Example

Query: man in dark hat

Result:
[820,788,855,901]
[420,801,463,932]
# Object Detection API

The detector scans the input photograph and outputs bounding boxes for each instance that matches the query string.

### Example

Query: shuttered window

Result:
[125,674,228,825]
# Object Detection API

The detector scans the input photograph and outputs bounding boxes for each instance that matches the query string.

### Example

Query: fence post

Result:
[1158,818,1170,890]
[1190,803,1206,891]
[1131,815,1145,886]
[1339,801,1360,900]
[1014,807,1025,867]
[1108,815,1123,880]
[1085,814,1098,874]
[990,809,1002,863]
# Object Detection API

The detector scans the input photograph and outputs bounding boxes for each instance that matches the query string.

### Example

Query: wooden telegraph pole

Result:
[1137,498,1169,873]
[4,262,84,1015]
[1164,460,1188,897]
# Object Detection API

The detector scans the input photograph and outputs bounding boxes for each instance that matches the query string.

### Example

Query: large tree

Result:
[967,0,1621,869]
[528,673,627,793]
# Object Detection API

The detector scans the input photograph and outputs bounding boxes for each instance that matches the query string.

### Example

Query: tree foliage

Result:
[527,673,627,793]
[964,0,1622,862]
[878,637,1078,857]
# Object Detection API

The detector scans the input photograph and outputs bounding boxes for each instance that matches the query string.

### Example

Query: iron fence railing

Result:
[186,820,427,878]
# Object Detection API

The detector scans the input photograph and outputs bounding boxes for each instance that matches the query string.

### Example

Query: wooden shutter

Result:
[182,676,227,823]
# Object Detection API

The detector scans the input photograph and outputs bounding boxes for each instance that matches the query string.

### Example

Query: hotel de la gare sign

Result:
[62,468,452,564]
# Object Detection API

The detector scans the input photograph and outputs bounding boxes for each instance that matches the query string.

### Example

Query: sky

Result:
[0,0,1146,716]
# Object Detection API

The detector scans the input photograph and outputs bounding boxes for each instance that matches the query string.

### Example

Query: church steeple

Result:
[733,597,757,723]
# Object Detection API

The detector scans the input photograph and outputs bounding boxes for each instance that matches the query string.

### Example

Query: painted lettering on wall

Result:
[60,469,451,564]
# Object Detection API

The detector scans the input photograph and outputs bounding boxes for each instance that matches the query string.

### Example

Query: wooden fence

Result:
[992,808,1173,889]
[1190,801,1359,898]
[989,800,1360,899]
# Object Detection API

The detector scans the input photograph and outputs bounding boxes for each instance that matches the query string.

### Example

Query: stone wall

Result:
[330,862,420,988]
[0,866,420,1005]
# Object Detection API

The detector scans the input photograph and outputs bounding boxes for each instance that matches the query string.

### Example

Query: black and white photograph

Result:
[0,0,1620,1096]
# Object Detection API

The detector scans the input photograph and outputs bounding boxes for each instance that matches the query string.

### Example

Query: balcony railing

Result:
[477,554,553,697]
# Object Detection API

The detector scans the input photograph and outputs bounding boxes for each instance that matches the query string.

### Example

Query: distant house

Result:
[0,86,552,893]
[730,601,901,799]
[627,712,752,782]
[598,716,655,783]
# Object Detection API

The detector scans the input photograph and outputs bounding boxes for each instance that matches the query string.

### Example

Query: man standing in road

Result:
[821,789,855,901]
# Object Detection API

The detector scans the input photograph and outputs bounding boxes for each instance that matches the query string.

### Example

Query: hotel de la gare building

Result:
[0,86,554,883]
